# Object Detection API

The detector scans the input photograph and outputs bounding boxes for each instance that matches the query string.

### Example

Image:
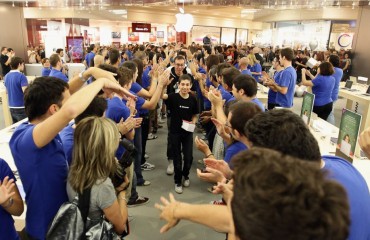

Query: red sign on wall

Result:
[132,23,151,33]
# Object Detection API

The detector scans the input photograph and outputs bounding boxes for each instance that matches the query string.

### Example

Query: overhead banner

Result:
[132,23,151,33]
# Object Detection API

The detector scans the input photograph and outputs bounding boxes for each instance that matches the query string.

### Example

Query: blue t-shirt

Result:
[4,71,28,108]
[251,98,265,112]
[275,66,296,108]
[241,69,252,76]
[0,159,19,240]
[85,52,95,68]
[224,141,247,166]
[106,97,132,159]
[203,77,213,110]
[130,82,143,94]
[125,50,133,60]
[218,85,233,103]
[312,75,335,106]
[59,123,75,166]
[142,66,152,89]
[250,63,262,82]
[268,70,282,104]
[41,67,51,77]
[123,91,147,116]
[49,68,68,82]
[322,155,370,240]
[226,95,236,104]
[331,67,344,102]
[10,123,68,239]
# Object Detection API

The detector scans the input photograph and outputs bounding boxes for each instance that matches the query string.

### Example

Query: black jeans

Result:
[313,102,333,121]
[10,108,27,124]
[166,117,173,160]
[169,132,193,185]
[140,115,150,165]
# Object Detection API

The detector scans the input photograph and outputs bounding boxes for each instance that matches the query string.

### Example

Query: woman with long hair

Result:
[67,116,128,235]
[247,53,262,83]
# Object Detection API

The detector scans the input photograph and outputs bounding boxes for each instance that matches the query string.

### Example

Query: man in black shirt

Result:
[0,47,13,76]
[164,74,198,194]
[166,55,195,175]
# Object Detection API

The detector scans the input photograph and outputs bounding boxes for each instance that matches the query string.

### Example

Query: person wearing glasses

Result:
[165,55,196,175]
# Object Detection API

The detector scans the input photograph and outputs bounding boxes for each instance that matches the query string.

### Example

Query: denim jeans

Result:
[140,115,150,165]
[128,170,138,203]
[170,132,193,185]
[10,108,27,124]
[133,126,144,185]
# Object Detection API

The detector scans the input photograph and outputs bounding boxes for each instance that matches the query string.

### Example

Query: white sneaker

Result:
[183,179,190,187]
[175,184,183,194]
[167,160,174,175]
[141,162,155,171]
[144,153,149,159]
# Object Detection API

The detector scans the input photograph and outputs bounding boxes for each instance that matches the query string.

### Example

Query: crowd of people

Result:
[0,40,369,240]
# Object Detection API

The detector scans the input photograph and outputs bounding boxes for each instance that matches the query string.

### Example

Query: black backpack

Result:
[46,188,92,240]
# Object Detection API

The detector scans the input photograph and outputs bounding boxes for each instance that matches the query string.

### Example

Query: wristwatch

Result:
[79,70,87,82]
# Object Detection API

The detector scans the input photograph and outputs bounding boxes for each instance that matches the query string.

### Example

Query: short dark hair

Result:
[75,97,107,124]
[122,61,138,74]
[41,58,49,65]
[229,101,262,136]
[49,53,60,67]
[244,109,322,162]
[178,74,192,84]
[217,54,225,63]
[221,67,240,89]
[56,48,63,54]
[319,62,334,76]
[280,47,294,61]
[117,66,133,87]
[89,44,95,52]
[109,49,120,65]
[231,148,350,240]
[96,64,120,81]
[24,77,69,121]
[233,74,257,97]
[10,57,24,69]
[206,55,220,73]
[328,54,340,68]
[174,55,185,63]
[216,62,232,78]
[1,47,7,52]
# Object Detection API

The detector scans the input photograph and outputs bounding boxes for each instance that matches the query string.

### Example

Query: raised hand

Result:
[196,167,226,183]
[204,158,232,179]
[0,176,15,205]
[194,136,211,154]
[155,193,181,233]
